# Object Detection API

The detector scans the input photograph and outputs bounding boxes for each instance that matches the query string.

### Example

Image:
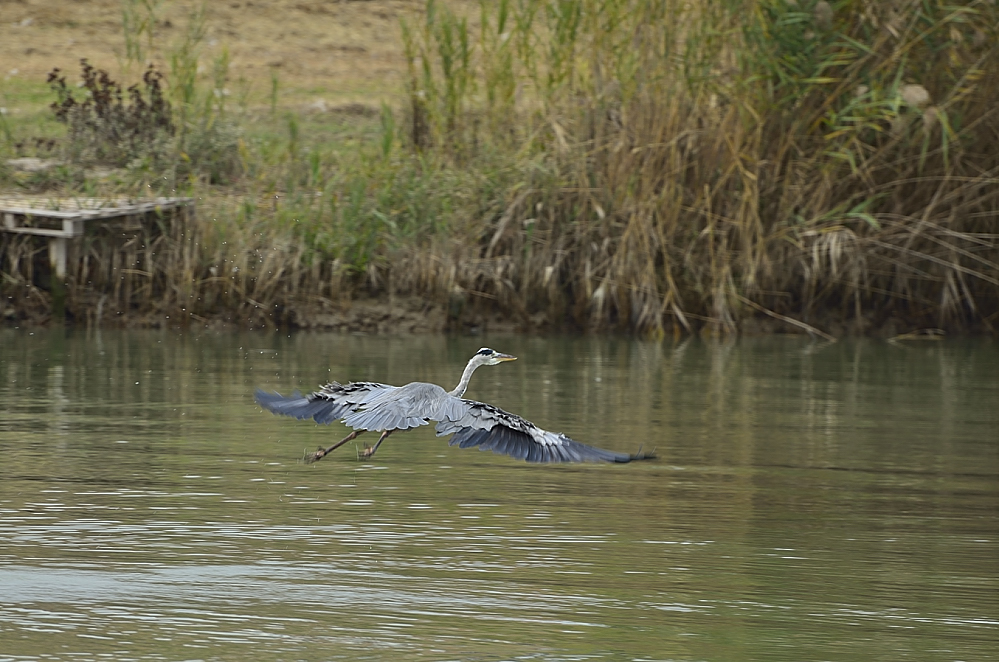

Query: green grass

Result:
[0,79,64,146]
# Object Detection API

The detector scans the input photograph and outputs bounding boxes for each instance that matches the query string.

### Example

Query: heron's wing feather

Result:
[338,382,447,431]
[254,381,397,425]
[434,399,651,463]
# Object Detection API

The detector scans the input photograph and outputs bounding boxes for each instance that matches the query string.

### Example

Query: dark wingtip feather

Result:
[254,388,299,412]
[255,388,344,425]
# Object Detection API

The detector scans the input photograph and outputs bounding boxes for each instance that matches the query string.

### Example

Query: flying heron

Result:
[255,347,654,464]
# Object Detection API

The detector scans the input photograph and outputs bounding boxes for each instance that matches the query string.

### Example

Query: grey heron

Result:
[255,347,654,464]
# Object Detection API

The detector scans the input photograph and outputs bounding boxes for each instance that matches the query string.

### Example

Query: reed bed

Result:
[1,0,997,335]
[398,0,999,335]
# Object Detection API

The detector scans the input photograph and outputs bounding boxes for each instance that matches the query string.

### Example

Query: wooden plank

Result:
[0,197,193,239]
[2,226,77,238]
[0,207,85,219]
[0,195,192,207]
[63,219,85,237]
[0,203,187,220]
[0,197,192,219]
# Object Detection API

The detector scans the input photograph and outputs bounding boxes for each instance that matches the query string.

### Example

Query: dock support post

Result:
[49,237,67,322]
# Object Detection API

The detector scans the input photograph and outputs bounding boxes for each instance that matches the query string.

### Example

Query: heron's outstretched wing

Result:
[338,381,462,431]
[434,399,653,463]
[255,381,397,425]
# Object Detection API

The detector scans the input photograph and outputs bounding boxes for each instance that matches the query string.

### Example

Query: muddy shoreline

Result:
[1,292,983,340]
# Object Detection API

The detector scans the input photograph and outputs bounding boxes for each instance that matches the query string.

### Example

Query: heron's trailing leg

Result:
[360,430,393,459]
[306,429,365,464]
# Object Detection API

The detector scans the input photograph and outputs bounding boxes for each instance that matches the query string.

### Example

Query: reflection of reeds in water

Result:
[2,0,997,334]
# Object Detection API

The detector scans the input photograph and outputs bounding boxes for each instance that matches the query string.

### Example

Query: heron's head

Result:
[474,347,517,366]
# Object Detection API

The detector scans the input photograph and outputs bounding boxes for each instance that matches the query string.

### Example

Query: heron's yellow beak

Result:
[495,353,517,361]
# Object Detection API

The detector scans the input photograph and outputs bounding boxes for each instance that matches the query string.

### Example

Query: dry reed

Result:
[394,0,999,336]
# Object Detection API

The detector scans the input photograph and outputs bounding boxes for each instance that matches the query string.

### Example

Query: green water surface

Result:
[0,329,996,661]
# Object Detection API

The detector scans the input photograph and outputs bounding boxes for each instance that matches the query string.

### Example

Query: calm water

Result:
[0,329,996,661]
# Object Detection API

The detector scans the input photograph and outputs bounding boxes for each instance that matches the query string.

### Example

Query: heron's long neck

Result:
[448,359,481,398]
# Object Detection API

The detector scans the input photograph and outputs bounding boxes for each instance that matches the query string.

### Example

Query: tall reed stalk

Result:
[398,0,999,335]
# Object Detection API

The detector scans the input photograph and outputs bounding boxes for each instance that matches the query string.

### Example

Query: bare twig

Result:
[736,295,837,342]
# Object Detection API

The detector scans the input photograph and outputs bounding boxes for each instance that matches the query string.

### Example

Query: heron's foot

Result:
[359,445,377,459]
[630,445,657,461]
[304,447,327,464]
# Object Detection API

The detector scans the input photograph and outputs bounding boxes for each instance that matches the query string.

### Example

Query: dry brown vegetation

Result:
[0,0,430,108]
[1,0,998,337]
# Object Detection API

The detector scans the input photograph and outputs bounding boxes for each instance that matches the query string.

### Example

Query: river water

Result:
[0,329,996,661]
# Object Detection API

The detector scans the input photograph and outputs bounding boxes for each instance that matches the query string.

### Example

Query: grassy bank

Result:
[2,0,998,337]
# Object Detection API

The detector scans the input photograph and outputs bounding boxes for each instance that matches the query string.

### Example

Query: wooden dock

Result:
[1,195,194,319]
[0,196,193,278]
